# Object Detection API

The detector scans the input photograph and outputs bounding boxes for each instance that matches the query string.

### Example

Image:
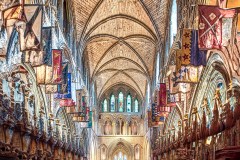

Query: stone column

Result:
[124,96,126,112]
[132,96,136,112]
[112,121,116,135]
[125,121,128,135]
[115,96,118,112]
[107,97,110,112]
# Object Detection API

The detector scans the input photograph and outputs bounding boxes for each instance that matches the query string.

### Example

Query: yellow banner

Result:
[226,0,240,8]
[181,29,191,65]
[206,0,218,5]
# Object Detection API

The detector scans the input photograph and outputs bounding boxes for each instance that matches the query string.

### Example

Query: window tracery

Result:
[100,86,141,113]
[134,99,139,113]
[118,92,124,112]
[111,94,115,112]
[127,94,131,112]
[103,99,108,112]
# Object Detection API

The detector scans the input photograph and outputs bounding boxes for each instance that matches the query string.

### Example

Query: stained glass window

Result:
[103,99,108,112]
[127,94,131,112]
[118,92,124,112]
[110,95,115,112]
[135,99,139,112]
[114,152,127,160]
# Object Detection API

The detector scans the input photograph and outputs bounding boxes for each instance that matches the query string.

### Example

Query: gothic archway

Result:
[108,139,134,160]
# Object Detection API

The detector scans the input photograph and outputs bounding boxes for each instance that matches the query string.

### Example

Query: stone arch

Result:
[108,139,134,160]
[189,52,231,125]
[99,144,108,160]
[134,144,142,160]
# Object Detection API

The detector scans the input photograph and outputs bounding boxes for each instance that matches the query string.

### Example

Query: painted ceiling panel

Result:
[93,42,147,76]
[88,18,155,40]
[84,0,156,37]
[97,59,146,75]
[86,37,118,76]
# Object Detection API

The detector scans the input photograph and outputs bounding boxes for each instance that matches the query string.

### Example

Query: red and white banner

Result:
[59,99,75,107]
[52,49,62,84]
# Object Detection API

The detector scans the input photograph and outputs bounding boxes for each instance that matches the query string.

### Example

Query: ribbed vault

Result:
[75,0,165,100]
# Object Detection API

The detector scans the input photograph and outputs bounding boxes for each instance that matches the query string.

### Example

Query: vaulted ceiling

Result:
[73,0,170,99]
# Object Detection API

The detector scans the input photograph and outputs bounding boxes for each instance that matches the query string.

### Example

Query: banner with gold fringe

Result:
[198,5,235,49]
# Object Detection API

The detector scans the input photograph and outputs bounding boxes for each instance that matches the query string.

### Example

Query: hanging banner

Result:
[45,84,57,94]
[72,116,85,122]
[175,66,202,83]
[57,63,69,94]
[190,30,207,66]
[72,111,88,122]
[25,27,52,67]
[158,83,167,107]
[35,65,53,84]
[52,49,62,84]
[226,0,240,8]
[79,111,92,128]
[88,111,92,128]
[177,30,206,72]
[17,5,43,51]
[82,96,87,114]
[198,5,235,49]
[152,103,159,122]
[206,0,218,5]
[76,89,83,112]
[85,107,90,121]
[166,90,178,107]
[166,79,179,106]
[42,27,52,65]
[65,107,76,114]
[59,99,75,107]
[181,29,191,65]
[55,72,72,99]
[148,111,152,127]
[79,122,90,128]
[3,5,26,38]
[167,65,191,94]
[159,106,171,112]
[24,50,43,66]
[25,26,52,66]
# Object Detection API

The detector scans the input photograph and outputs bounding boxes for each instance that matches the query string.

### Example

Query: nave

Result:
[0,0,240,160]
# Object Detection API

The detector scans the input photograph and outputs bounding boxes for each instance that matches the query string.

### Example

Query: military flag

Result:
[198,5,235,49]
[176,30,206,73]
[19,5,42,51]
[158,83,167,107]
[56,63,69,94]
[45,84,58,94]
[59,99,75,107]
[52,49,62,84]
[219,0,240,8]
[167,65,191,94]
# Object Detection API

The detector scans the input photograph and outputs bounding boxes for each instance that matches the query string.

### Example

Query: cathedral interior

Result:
[0,0,240,160]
